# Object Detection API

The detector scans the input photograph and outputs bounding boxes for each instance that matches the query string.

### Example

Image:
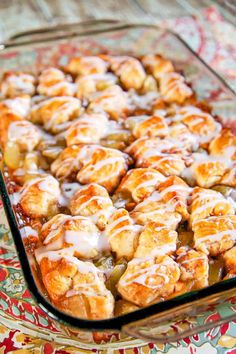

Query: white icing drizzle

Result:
[39,81,77,96]
[19,175,60,201]
[120,258,173,289]
[42,214,109,257]
[160,73,192,99]
[132,176,164,196]
[127,91,159,110]
[106,213,141,241]
[195,229,236,245]
[4,97,31,117]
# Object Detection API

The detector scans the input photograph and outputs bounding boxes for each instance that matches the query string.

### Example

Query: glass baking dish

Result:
[0,19,236,344]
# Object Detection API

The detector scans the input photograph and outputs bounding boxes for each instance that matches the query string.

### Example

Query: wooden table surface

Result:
[0,0,235,43]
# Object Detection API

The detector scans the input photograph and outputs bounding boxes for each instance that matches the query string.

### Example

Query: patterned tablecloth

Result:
[1,6,236,353]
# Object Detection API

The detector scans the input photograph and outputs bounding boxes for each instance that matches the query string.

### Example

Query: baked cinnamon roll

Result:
[39,214,102,259]
[156,176,191,220]
[65,112,108,145]
[126,136,187,176]
[125,114,168,138]
[37,67,76,97]
[176,246,209,289]
[70,183,114,230]
[117,256,180,306]
[130,191,182,229]
[193,215,236,256]
[76,145,132,193]
[191,158,228,188]
[114,168,165,206]
[134,221,177,258]
[159,73,193,104]
[178,106,221,145]
[76,73,117,99]
[223,246,236,275]
[105,208,140,260]
[88,85,129,120]
[169,123,198,151]
[65,56,108,76]
[36,252,114,319]
[209,128,236,160]
[109,56,146,90]
[6,120,41,152]
[18,175,60,218]
[190,187,235,225]
[31,96,81,133]
[0,71,35,98]
[0,97,31,147]
[141,54,174,79]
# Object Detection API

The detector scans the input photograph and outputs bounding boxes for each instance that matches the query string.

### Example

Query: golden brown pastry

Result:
[37,67,76,97]
[117,256,180,306]
[88,85,129,120]
[0,96,31,147]
[141,75,158,94]
[220,166,236,187]
[176,246,209,289]
[35,252,114,319]
[0,71,35,98]
[114,167,165,206]
[6,120,41,152]
[223,246,236,275]
[65,113,108,145]
[30,96,81,133]
[109,56,146,90]
[126,136,187,176]
[18,175,60,218]
[157,176,191,220]
[51,144,88,180]
[134,221,177,258]
[191,158,228,188]
[193,215,236,256]
[105,208,141,260]
[70,183,114,230]
[39,214,102,259]
[114,300,139,316]
[178,106,221,144]
[130,191,182,229]
[76,73,117,99]
[52,144,131,192]
[125,114,168,138]
[169,123,198,151]
[64,56,108,76]
[126,136,185,160]
[209,128,236,160]
[141,54,174,79]
[159,73,193,104]
[76,145,132,193]
[0,110,23,148]
[190,187,235,225]
[141,153,186,177]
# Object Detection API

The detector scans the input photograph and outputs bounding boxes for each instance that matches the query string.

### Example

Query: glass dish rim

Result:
[0,19,236,332]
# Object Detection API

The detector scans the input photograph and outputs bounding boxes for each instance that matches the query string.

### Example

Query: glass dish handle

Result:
[1,19,123,48]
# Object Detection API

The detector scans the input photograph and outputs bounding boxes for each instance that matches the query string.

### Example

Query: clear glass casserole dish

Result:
[0,19,236,344]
